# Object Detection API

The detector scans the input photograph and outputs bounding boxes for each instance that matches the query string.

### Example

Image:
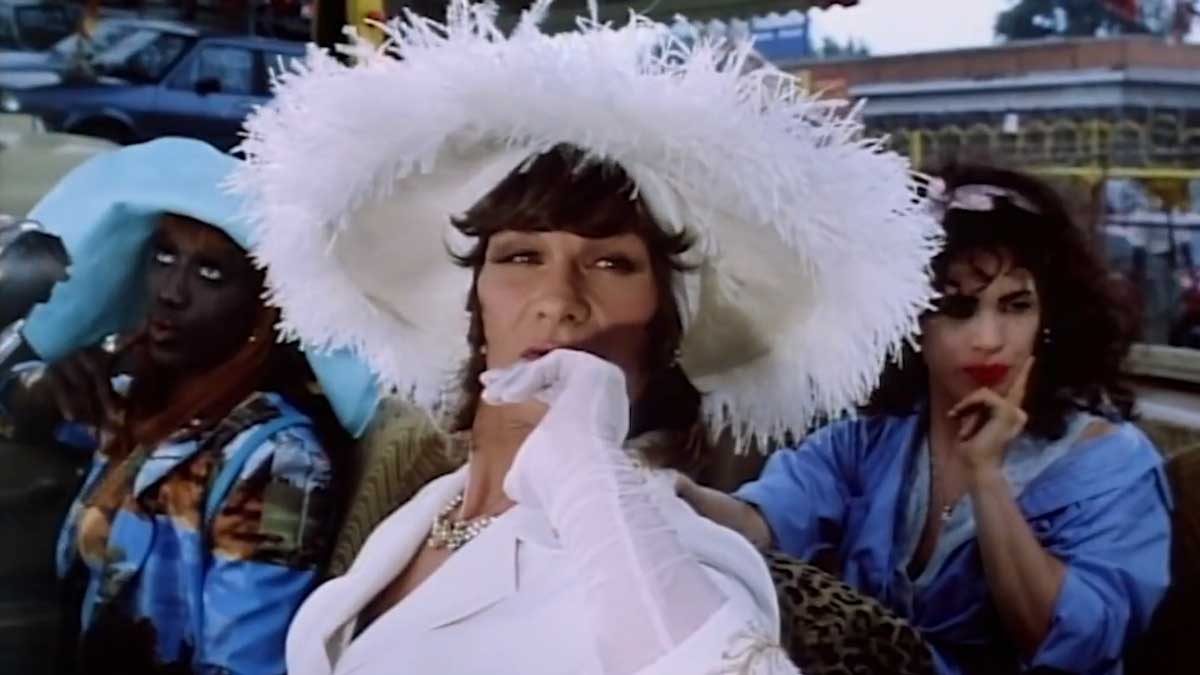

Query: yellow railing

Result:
[1028,166,1200,181]
[887,113,1200,174]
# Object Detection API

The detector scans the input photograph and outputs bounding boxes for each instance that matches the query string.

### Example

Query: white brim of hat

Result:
[232,1,940,447]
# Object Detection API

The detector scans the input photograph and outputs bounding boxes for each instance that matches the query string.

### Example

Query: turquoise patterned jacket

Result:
[58,391,335,675]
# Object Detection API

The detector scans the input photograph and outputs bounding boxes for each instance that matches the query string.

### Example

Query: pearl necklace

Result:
[427,492,495,552]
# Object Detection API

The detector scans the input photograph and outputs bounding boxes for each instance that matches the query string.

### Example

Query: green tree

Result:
[817,36,870,57]
[994,0,1169,41]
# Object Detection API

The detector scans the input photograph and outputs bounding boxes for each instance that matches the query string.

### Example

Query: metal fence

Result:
[1102,212,1200,348]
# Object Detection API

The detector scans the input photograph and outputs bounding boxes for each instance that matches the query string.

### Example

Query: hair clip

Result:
[925,178,1041,220]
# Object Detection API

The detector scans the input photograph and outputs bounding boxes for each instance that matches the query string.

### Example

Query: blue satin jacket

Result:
[736,411,1172,675]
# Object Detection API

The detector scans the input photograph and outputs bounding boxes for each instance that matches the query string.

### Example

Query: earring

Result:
[671,347,682,366]
[1041,328,1052,345]
[478,344,488,356]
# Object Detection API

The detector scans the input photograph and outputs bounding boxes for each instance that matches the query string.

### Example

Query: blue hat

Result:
[21,138,380,437]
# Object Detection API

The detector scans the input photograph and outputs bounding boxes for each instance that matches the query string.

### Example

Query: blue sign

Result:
[750,14,811,60]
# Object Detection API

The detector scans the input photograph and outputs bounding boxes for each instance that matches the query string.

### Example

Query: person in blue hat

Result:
[0,138,378,675]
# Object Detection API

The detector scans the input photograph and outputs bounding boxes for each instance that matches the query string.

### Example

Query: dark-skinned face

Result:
[143,214,263,374]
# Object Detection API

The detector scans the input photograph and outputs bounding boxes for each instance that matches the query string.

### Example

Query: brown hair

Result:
[449,145,708,471]
[866,165,1138,439]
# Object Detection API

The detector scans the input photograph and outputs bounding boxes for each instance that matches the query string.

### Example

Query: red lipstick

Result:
[962,364,1010,388]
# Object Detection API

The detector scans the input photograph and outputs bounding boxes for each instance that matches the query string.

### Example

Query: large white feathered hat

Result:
[232,0,940,447]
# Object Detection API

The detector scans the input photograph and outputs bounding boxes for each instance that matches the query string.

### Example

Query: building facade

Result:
[788,37,1200,346]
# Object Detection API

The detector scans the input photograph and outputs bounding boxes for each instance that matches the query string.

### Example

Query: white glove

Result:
[479,346,629,441]
[480,348,628,513]
[481,350,726,674]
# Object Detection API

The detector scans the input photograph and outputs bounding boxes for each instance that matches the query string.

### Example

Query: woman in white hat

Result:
[232,2,940,673]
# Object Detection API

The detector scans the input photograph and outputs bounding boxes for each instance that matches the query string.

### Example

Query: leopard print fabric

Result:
[764,550,935,675]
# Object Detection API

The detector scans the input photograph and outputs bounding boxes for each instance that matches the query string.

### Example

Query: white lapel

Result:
[412,473,565,629]
[420,503,561,629]
[319,468,543,675]
[340,491,556,635]
[315,466,470,666]
[420,511,519,629]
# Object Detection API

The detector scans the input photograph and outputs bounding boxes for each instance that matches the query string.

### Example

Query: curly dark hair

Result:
[448,144,708,471]
[866,165,1139,440]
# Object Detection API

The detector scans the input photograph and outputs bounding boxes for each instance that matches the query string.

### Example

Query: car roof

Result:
[98,17,201,36]
[0,0,61,7]
[198,34,306,52]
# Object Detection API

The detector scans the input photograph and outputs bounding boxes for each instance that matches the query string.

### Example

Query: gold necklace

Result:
[427,491,496,552]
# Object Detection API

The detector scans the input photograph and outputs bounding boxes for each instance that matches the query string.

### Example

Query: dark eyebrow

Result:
[999,289,1034,303]
[193,254,226,270]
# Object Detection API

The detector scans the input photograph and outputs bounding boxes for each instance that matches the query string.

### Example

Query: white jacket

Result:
[285,465,798,675]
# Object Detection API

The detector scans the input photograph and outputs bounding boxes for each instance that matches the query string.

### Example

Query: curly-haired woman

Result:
[682,166,1173,675]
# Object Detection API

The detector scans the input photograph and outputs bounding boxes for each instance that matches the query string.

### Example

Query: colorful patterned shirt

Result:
[58,391,335,675]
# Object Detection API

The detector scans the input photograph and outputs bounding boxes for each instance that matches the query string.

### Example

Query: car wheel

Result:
[69,119,135,146]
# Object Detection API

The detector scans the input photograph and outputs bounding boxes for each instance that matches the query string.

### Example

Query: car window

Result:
[94,31,193,83]
[52,21,140,60]
[262,50,303,83]
[174,45,255,96]
[0,14,19,50]
[13,5,76,51]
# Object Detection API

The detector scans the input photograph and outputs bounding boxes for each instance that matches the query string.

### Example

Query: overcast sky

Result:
[807,0,1196,56]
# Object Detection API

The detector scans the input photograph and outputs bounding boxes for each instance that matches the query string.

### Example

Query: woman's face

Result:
[476,229,660,397]
[921,249,1041,405]
[143,215,263,373]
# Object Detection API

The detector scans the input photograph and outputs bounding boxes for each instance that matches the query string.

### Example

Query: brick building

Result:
[784,36,1200,345]
[786,36,1200,173]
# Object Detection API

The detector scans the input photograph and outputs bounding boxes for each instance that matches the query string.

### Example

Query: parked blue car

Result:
[0,18,197,91]
[1,30,304,151]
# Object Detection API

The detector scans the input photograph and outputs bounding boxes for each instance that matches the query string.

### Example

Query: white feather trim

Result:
[230,0,941,450]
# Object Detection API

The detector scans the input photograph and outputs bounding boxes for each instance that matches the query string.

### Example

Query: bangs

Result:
[934,203,1052,293]
[452,145,693,257]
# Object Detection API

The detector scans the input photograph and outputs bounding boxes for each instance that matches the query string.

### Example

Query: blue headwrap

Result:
[20,138,380,437]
